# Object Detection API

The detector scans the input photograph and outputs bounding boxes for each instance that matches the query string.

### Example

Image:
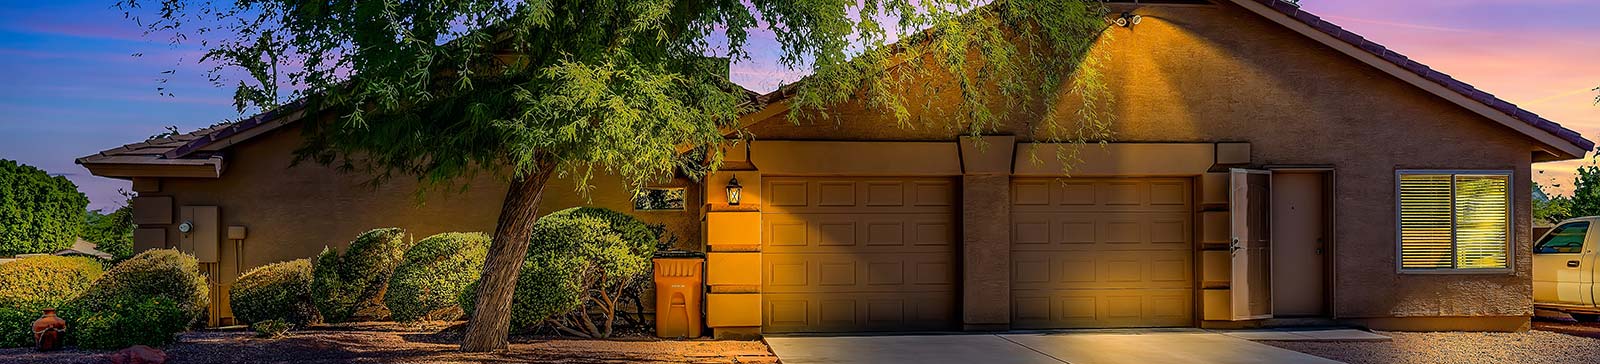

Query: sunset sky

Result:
[0,0,1596,211]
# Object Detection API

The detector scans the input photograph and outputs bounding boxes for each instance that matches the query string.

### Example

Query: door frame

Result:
[1265,166,1337,319]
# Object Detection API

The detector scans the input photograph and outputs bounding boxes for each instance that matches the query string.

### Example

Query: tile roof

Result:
[1243,0,1592,152]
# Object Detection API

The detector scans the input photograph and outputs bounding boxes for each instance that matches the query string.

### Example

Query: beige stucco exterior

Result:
[89,1,1583,333]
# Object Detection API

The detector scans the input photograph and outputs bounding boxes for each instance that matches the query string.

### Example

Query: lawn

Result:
[0,322,775,364]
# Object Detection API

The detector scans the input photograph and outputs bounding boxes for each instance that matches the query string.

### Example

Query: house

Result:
[79,0,1593,335]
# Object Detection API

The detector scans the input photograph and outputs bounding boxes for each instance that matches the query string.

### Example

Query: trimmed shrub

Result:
[312,228,411,322]
[385,232,490,323]
[0,159,89,255]
[460,207,655,337]
[64,295,189,350]
[64,249,208,349]
[0,256,104,347]
[231,259,319,327]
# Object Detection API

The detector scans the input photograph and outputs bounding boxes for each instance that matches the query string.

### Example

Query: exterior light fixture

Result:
[725,175,744,206]
[1114,12,1142,28]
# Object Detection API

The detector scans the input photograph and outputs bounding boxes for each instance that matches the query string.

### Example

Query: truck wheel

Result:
[1571,313,1600,322]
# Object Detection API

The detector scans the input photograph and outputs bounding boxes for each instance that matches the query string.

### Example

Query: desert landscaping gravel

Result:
[0,322,774,364]
[1265,329,1600,364]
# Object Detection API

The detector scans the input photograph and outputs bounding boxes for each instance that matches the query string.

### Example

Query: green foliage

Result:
[1534,181,1573,225]
[119,0,1114,194]
[252,319,293,339]
[312,228,412,323]
[65,295,191,349]
[82,192,137,261]
[71,249,209,326]
[0,159,88,255]
[460,208,655,337]
[231,259,320,327]
[57,249,206,349]
[0,256,105,347]
[386,232,491,323]
[1569,164,1600,219]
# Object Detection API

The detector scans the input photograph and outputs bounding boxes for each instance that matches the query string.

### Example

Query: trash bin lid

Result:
[653,250,705,258]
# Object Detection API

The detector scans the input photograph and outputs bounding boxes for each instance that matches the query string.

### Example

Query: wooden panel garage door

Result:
[762,176,959,333]
[1011,178,1193,329]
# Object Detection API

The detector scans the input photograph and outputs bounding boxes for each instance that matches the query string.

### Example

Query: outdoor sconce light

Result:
[725,176,744,206]
[1114,12,1142,28]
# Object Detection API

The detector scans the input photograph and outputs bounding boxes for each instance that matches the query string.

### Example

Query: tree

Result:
[1569,164,1600,219]
[120,0,1113,351]
[0,159,88,256]
[1532,181,1572,225]
[83,190,137,260]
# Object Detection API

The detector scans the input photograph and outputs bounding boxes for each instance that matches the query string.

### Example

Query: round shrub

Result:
[0,159,89,255]
[312,228,411,322]
[385,232,490,323]
[0,255,104,348]
[65,248,208,349]
[460,207,654,336]
[231,259,319,327]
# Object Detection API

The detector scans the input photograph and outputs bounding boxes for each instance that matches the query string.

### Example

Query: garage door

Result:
[1011,178,1194,329]
[762,176,959,333]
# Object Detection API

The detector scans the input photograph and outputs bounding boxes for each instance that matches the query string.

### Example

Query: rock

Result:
[108,345,166,364]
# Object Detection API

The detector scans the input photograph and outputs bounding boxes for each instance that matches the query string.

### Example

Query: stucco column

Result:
[959,136,1014,331]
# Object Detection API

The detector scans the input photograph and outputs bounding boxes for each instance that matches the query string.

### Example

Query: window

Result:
[1397,171,1511,272]
[633,187,686,211]
[1535,222,1589,254]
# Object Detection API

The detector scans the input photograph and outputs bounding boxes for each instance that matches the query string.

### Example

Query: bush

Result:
[460,207,655,337]
[64,295,189,350]
[385,232,490,323]
[64,249,208,349]
[312,228,411,322]
[0,256,104,347]
[0,159,89,255]
[231,259,319,327]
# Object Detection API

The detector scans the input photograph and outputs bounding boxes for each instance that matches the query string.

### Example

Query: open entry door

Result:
[1230,169,1273,320]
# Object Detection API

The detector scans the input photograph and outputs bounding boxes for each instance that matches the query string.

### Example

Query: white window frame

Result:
[1393,169,1514,274]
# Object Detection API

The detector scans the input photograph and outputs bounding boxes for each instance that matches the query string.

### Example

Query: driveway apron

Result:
[765,329,1345,364]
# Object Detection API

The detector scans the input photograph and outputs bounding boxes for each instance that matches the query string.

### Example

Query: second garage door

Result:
[1010,178,1194,329]
[761,176,959,333]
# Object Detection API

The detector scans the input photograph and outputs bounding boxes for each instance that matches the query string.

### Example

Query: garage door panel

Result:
[1011,288,1194,329]
[1011,250,1192,290]
[765,213,956,253]
[764,291,956,333]
[1012,178,1194,329]
[763,176,959,333]
[765,252,956,293]
[1012,212,1192,251]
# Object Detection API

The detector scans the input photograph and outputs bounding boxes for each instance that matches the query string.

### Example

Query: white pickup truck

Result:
[1534,217,1600,321]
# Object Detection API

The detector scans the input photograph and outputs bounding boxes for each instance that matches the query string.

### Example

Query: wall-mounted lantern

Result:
[725,176,744,206]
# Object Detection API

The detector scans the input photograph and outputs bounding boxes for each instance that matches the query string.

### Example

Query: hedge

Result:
[312,228,411,322]
[231,259,320,327]
[64,249,208,349]
[0,159,88,255]
[0,255,104,347]
[384,232,490,323]
[460,207,655,336]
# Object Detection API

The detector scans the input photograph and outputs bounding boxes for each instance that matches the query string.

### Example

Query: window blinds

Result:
[1398,172,1510,270]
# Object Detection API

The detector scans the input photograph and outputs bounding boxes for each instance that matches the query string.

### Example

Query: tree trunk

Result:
[460,158,556,352]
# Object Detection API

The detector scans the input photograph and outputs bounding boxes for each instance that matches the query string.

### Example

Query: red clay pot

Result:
[32,308,65,351]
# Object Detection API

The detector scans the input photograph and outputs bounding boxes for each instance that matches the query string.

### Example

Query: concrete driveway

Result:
[764,329,1344,364]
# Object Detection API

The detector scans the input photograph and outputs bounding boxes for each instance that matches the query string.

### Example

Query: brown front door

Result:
[760,176,960,333]
[1010,178,1195,329]
[1270,171,1329,317]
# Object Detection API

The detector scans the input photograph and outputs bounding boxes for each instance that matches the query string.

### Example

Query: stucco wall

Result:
[142,125,703,287]
[745,3,1541,319]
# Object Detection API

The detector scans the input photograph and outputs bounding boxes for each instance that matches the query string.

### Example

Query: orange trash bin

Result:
[653,257,704,338]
